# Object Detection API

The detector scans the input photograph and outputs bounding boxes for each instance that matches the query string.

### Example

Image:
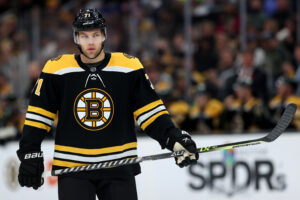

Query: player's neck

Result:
[80,51,105,64]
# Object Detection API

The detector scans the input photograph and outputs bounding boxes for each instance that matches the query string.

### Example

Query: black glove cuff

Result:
[17,150,44,162]
[165,128,190,151]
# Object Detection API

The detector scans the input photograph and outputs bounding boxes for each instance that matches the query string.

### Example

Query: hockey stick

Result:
[48,103,296,176]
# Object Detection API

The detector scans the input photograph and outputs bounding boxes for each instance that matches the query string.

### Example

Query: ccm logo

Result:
[24,152,43,159]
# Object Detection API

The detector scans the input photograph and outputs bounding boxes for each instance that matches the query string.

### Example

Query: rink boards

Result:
[0,133,299,200]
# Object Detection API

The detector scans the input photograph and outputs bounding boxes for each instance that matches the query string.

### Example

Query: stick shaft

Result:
[49,104,296,176]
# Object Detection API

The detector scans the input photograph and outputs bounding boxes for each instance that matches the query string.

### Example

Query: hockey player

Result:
[16,8,199,200]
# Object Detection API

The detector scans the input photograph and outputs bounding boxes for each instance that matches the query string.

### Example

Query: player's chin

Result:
[83,52,96,59]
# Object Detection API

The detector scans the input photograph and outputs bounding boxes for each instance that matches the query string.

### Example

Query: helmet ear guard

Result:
[73,31,79,44]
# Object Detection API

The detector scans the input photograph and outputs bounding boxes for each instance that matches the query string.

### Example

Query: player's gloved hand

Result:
[166,129,199,167]
[16,150,44,190]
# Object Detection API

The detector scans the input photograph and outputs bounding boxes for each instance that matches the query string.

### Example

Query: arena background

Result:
[0,0,300,199]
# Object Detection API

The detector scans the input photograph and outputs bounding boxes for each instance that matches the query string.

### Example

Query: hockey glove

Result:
[166,129,199,168]
[16,150,44,190]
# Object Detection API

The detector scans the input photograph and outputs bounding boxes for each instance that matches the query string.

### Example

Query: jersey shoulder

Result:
[42,54,84,75]
[103,52,143,73]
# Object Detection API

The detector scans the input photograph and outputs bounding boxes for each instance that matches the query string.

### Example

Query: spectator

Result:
[218,49,236,88]
[223,80,265,132]
[277,19,296,54]
[248,0,268,31]
[293,45,300,95]
[168,100,189,129]
[184,83,223,133]
[0,94,21,145]
[25,61,42,100]
[272,0,292,29]
[203,68,222,99]
[269,76,300,130]
[261,31,291,79]
[170,70,187,101]
[246,34,266,66]
[194,21,218,72]
[224,49,269,103]
[0,12,17,39]
[214,33,229,55]
[0,73,12,96]
[281,61,295,79]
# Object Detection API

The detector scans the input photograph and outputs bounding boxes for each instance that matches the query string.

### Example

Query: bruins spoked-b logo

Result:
[74,88,114,131]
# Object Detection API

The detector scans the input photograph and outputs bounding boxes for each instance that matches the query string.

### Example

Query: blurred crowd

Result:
[1,0,300,144]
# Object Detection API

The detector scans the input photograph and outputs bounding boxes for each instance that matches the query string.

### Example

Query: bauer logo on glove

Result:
[24,152,43,159]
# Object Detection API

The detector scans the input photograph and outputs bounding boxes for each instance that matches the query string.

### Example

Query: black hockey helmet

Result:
[72,8,106,44]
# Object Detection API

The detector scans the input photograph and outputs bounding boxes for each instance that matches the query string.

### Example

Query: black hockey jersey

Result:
[20,52,176,179]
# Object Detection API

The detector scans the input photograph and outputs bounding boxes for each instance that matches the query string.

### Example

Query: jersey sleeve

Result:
[20,67,59,151]
[131,66,178,148]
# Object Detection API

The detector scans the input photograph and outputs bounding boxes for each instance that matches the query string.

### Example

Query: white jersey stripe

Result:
[137,105,166,126]
[102,66,135,73]
[54,149,137,163]
[54,67,85,75]
[26,113,54,126]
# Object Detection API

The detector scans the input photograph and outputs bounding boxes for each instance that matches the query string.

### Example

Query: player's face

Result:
[77,29,105,59]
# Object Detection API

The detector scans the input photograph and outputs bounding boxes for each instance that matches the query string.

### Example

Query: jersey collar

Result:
[75,53,111,72]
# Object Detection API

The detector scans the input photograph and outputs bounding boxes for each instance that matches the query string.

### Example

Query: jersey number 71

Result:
[34,79,43,96]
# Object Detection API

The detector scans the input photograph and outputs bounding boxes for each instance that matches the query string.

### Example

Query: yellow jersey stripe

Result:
[55,142,137,155]
[133,100,164,119]
[141,111,169,130]
[28,106,56,119]
[24,120,51,132]
[52,160,87,168]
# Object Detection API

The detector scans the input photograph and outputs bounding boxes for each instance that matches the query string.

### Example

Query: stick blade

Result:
[265,103,297,142]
